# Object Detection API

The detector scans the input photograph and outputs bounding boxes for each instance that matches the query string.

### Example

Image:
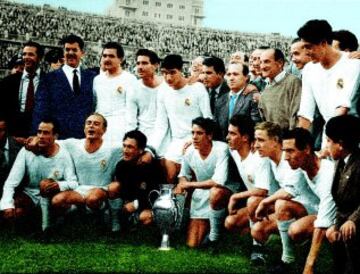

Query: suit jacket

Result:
[0,136,22,195]
[32,67,96,139]
[0,72,44,137]
[214,86,262,141]
[332,149,360,229]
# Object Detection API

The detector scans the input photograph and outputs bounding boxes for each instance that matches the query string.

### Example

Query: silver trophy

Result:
[149,184,185,251]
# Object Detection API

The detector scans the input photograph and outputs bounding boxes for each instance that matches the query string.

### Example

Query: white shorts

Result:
[292,197,319,215]
[190,188,210,219]
[23,180,72,207]
[164,138,188,164]
[73,185,109,198]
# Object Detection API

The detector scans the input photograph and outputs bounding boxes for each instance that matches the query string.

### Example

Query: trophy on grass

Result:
[149,184,186,250]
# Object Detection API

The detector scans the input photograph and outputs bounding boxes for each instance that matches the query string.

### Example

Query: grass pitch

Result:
[0,214,332,273]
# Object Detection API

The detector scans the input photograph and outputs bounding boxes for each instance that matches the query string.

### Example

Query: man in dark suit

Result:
[214,63,261,141]
[0,41,44,144]
[201,56,229,115]
[32,34,96,139]
[0,118,22,197]
[325,115,360,274]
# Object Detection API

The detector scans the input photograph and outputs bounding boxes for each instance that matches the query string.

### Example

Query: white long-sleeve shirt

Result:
[60,139,122,187]
[93,70,138,145]
[149,82,212,151]
[178,141,228,218]
[302,159,336,228]
[0,144,77,210]
[126,80,167,137]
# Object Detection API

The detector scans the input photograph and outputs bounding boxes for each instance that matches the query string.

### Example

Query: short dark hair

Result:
[161,54,183,70]
[192,117,217,135]
[273,48,285,64]
[241,64,249,76]
[202,56,226,74]
[7,54,23,69]
[282,128,314,152]
[44,48,64,64]
[325,115,360,151]
[103,41,124,59]
[136,49,160,64]
[258,46,270,50]
[60,34,85,50]
[229,114,255,143]
[123,130,147,150]
[40,118,60,135]
[291,37,301,44]
[297,19,333,45]
[23,41,44,59]
[333,30,359,52]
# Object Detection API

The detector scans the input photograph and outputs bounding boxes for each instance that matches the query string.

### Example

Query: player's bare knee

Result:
[85,195,103,210]
[251,222,266,243]
[51,193,66,208]
[224,215,236,231]
[288,222,301,241]
[108,182,121,199]
[209,187,227,209]
[274,199,292,220]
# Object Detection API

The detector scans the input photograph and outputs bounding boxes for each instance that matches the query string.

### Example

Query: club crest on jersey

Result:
[100,159,107,170]
[53,170,60,179]
[247,175,254,184]
[185,98,191,106]
[117,85,123,93]
[336,78,344,89]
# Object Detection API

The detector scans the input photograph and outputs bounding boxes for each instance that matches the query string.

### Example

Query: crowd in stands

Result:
[1,1,360,274]
[0,0,291,70]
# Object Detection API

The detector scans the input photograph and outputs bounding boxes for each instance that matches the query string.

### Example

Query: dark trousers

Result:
[332,235,360,274]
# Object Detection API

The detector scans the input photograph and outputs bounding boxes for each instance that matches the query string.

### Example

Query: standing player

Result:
[149,55,212,184]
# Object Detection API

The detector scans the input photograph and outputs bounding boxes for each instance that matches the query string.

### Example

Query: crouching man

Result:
[325,115,360,274]
[175,117,230,248]
[282,128,336,274]
[45,113,122,232]
[0,119,77,232]
[113,130,165,231]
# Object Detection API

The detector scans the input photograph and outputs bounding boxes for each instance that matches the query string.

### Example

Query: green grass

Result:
[0,214,332,273]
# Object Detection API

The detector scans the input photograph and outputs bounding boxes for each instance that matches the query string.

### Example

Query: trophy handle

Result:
[148,189,160,207]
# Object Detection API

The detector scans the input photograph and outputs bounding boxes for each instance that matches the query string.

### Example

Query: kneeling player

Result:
[175,117,230,248]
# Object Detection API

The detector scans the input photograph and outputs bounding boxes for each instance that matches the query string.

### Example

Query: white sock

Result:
[108,198,123,232]
[40,197,51,231]
[209,208,225,241]
[249,219,262,247]
[277,218,296,264]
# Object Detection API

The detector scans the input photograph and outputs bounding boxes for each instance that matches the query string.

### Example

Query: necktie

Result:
[209,88,216,114]
[229,94,236,118]
[73,69,80,95]
[25,73,35,113]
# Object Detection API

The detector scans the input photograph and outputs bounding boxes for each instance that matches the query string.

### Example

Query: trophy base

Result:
[158,234,171,251]
[158,246,172,251]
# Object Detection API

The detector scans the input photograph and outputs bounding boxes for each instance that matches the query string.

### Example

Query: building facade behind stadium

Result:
[107,0,205,27]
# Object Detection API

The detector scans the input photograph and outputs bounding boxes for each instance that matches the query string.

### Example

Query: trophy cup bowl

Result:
[149,184,180,251]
